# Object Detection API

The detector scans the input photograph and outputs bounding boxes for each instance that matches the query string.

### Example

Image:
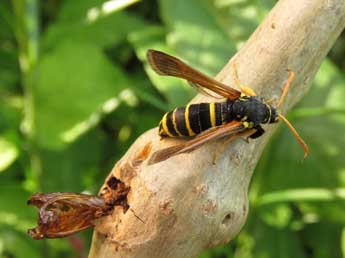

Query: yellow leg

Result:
[277,69,295,109]
[232,63,256,96]
[264,97,277,106]
[240,86,257,97]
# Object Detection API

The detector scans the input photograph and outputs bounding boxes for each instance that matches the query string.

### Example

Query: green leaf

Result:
[257,188,345,206]
[199,244,233,258]
[34,41,129,149]
[43,8,145,49]
[129,74,169,111]
[160,0,236,75]
[213,0,275,36]
[53,0,140,26]
[129,26,195,108]
[302,223,342,258]
[0,226,41,258]
[340,228,345,257]
[249,223,306,258]
[0,185,35,231]
[0,47,19,90]
[258,203,292,228]
[40,128,105,192]
[256,188,345,226]
[0,137,18,172]
[233,223,308,258]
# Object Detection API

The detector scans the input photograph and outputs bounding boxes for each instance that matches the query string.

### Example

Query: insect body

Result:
[159,102,224,137]
[159,96,277,139]
[147,50,308,164]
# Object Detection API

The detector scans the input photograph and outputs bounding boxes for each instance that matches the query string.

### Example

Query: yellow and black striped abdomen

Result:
[159,102,224,137]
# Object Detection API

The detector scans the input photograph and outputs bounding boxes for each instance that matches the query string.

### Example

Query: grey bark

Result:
[89,0,345,257]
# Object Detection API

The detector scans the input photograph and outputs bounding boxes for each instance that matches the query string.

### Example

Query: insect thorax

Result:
[225,97,277,128]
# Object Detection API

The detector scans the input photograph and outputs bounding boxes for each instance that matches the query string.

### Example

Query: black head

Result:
[233,96,278,127]
[267,104,279,124]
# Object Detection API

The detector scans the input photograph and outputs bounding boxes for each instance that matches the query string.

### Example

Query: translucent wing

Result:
[188,82,224,99]
[147,50,241,100]
[148,121,245,165]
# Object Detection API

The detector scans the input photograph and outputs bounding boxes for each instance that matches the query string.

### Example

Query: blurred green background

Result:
[0,0,345,257]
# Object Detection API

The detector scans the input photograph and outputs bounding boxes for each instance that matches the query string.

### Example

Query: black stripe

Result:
[199,103,212,131]
[215,103,222,126]
[221,102,228,123]
[188,104,201,134]
[222,100,235,122]
[166,111,179,136]
[174,107,189,136]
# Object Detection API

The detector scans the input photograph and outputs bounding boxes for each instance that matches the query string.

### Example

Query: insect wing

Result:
[28,193,113,239]
[147,50,241,100]
[188,82,224,99]
[148,121,245,164]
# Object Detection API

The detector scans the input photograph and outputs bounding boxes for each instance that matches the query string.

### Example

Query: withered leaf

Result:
[28,193,113,240]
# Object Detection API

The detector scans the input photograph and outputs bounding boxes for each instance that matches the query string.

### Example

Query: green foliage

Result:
[0,0,344,257]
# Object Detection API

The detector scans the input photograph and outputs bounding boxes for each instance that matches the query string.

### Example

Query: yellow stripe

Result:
[209,103,216,127]
[185,104,196,136]
[265,104,272,123]
[161,113,174,137]
[172,109,182,136]
[158,121,164,135]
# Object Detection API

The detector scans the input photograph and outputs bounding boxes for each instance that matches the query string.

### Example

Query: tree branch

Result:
[89,0,345,257]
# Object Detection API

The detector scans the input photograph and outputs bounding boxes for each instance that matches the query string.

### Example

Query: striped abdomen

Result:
[159,102,225,137]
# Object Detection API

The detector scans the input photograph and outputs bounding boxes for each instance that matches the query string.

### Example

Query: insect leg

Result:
[249,125,265,139]
[232,63,257,96]
[277,69,295,109]
[264,97,276,105]
[278,113,309,159]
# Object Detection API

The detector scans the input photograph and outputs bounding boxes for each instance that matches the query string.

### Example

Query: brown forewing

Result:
[147,50,241,100]
[148,121,245,165]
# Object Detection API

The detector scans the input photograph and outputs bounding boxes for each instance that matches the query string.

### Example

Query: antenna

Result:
[278,113,309,159]
[277,69,308,160]
[277,69,295,109]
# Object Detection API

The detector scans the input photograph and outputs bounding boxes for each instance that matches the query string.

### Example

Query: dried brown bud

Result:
[28,193,113,240]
